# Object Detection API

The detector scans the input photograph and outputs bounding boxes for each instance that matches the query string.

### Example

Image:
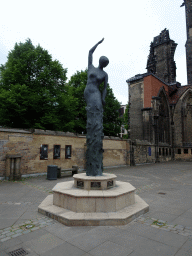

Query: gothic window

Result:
[142,109,153,142]
[158,90,170,144]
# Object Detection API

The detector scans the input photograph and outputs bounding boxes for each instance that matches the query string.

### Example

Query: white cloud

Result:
[0,0,188,104]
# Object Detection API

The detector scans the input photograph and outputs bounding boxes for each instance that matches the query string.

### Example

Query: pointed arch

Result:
[181,88,192,146]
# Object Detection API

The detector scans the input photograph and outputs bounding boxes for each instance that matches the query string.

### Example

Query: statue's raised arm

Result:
[180,1,185,7]
[88,38,104,68]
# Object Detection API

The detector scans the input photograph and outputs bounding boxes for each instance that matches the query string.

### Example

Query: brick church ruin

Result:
[127,0,192,164]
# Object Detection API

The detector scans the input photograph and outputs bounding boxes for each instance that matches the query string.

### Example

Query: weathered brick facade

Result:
[127,26,192,164]
[0,128,130,179]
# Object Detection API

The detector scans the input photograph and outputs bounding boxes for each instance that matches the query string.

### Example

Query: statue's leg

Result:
[86,110,104,176]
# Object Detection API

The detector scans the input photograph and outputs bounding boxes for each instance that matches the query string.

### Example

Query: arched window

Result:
[158,89,170,144]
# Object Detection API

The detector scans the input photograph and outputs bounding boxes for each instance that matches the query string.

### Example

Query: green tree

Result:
[68,70,87,134]
[0,39,73,130]
[68,69,122,136]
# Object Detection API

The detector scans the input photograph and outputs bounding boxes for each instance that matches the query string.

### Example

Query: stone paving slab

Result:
[0,162,192,256]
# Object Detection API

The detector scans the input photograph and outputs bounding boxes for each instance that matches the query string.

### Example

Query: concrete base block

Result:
[38,194,149,226]
[52,180,136,212]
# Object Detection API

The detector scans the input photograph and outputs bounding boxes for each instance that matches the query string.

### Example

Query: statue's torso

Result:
[87,66,106,85]
[84,65,106,111]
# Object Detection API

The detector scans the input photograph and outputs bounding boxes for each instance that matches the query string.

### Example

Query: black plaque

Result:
[91,182,101,188]
[65,145,72,159]
[77,180,84,188]
[53,145,60,159]
[107,180,113,188]
[40,144,48,160]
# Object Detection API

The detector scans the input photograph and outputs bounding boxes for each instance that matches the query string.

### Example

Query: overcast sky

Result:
[0,0,187,105]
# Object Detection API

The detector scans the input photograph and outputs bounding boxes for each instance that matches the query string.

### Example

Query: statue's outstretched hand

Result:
[98,38,104,44]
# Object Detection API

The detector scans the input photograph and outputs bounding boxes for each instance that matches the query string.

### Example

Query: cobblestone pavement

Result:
[0,161,192,256]
[0,214,191,244]
[135,215,192,237]
[0,216,55,242]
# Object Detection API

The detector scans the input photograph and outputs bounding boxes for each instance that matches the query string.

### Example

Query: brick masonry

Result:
[0,128,130,178]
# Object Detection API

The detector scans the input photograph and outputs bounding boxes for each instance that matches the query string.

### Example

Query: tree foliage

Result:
[67,70,87,134]
[0,40,122,135]
[68,69,122,136]
[0,39,75,130]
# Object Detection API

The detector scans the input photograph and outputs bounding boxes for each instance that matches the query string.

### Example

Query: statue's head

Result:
[99,56,109,68]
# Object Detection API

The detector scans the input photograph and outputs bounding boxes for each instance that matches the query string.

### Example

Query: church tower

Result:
[181,0,192,85]
[146,29,177,84]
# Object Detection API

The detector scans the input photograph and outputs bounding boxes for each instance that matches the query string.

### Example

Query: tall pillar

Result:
[181,0,192,85]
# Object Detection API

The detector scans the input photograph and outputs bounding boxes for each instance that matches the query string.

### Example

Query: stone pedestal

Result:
[73,173,117,190]
[38,173,149,226]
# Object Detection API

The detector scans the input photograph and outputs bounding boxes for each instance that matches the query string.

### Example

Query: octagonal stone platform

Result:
[52,180,135,212]
[38,173,149,226]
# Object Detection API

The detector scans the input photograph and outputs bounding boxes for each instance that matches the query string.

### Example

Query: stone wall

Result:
[131,140,172,164]
[103,138,130,167]
[132,140,156,164]
[0,128,130,178]
[175,147,192,161]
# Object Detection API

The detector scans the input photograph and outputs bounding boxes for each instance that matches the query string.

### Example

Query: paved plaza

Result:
[0,161,192,256]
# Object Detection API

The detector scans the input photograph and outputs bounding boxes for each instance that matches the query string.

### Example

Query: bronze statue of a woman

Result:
[84,38,109,176]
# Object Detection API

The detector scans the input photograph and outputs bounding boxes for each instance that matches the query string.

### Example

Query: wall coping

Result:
[0,128,32,134]
[0,127,127,141]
